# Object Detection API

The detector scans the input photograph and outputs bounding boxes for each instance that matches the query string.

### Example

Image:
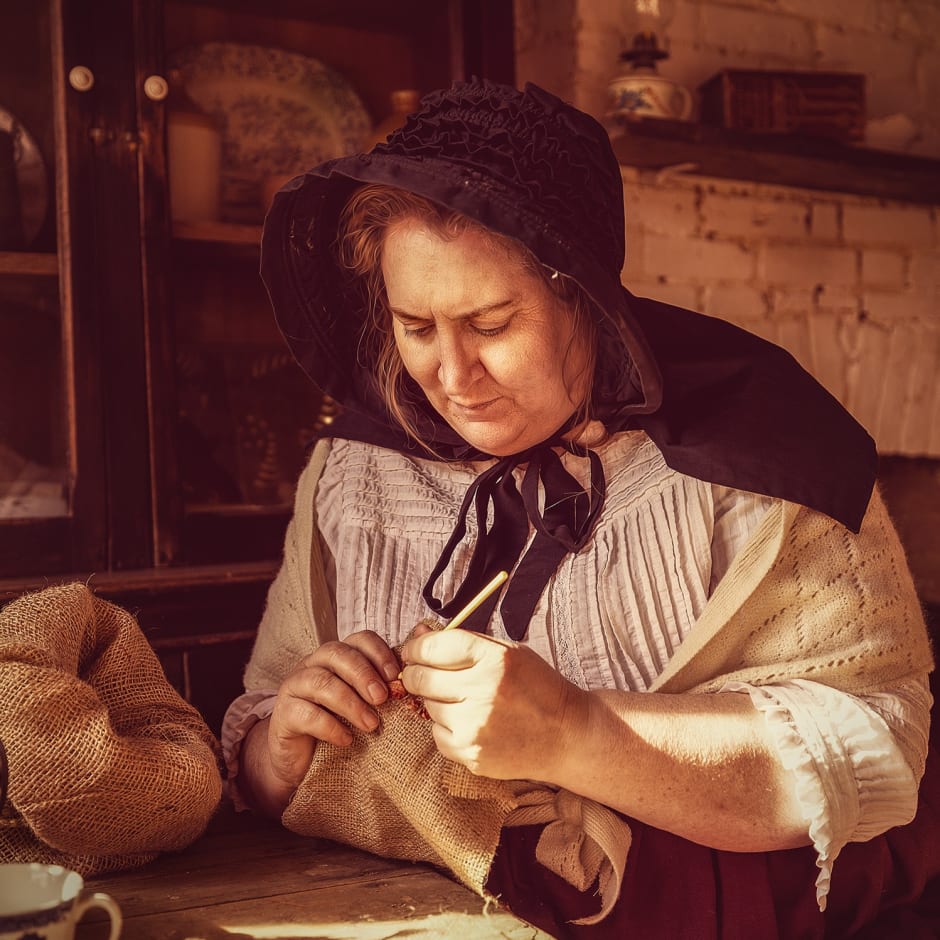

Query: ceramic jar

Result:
[607,70,693,121]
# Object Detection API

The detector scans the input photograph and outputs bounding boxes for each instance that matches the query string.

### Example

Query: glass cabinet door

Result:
[0,0,148,579]
[146,0,514,566]
[0,0,115,578]
[0,6,67,523]
[0,0,514,583]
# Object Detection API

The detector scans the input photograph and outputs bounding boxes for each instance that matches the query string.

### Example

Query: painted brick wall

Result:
[514,0,940,460]
[515,0,940,600]
[516,0,940,156]
[620,171,940,457]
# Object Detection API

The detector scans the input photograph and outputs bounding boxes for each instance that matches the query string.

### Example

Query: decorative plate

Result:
[167,43,371,219]
[0,105,49,248]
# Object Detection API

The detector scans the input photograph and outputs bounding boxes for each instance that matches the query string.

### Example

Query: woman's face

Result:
[382,218,589,456]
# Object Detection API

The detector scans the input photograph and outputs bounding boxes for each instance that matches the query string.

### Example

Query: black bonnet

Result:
[260,78,662,443]
[260,78,876,534]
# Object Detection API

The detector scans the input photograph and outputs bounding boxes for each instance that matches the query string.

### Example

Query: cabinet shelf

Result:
[610,118,940,205]
[173,220,263,246]
[0,252,59,277]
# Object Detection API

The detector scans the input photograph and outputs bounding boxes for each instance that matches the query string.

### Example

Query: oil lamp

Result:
[606,0,693,125]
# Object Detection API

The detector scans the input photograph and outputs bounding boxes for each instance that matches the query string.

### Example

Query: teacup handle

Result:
[75,891,123,940]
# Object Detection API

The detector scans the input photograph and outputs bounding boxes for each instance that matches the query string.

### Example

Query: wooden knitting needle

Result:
[396,571,510,681]
[443,570,509,630]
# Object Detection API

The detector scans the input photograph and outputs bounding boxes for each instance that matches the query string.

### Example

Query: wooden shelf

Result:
[610,118,940,205]
[173,220,263,245]
[0,251,59,276]
[0,558,279,603]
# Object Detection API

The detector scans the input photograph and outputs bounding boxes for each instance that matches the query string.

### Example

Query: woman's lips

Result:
[450,397,499,416]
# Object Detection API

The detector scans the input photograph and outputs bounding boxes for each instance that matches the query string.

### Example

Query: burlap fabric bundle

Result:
[252,441,932,924]
[0,583,223,876]
[282,692,632,924]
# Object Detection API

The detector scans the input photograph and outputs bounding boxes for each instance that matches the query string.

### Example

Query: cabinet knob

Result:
[143,74,169,102]
[68,65,95,92]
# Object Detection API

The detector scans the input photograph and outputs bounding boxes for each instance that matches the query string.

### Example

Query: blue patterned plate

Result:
[167,42,371,219]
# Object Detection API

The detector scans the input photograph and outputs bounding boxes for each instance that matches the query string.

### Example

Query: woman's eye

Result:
[403,323,433,338]
[472,323,508,337]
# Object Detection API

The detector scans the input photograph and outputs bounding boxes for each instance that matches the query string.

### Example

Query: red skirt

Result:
[486,744,940,939]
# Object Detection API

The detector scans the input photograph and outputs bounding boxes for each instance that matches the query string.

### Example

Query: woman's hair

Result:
[337,184,598,450]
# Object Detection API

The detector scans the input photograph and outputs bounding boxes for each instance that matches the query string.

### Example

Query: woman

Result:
[223,80,938,936]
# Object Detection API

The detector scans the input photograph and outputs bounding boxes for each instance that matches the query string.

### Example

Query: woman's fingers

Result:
[273,632,401,745]
[343,630,402,682]
[401,627,511,670]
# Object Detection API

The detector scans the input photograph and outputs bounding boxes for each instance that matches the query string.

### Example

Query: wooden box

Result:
[699,69,866,141]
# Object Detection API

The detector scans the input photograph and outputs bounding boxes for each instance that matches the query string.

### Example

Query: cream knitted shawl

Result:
[246,440,932,924]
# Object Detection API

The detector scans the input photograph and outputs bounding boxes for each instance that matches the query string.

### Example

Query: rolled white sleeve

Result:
[221,689,279,810]
[727,674,932,910]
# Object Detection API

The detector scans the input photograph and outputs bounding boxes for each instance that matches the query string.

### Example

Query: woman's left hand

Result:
[399,628,587,780]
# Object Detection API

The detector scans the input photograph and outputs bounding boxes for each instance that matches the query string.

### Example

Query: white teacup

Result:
[0,864,121,940]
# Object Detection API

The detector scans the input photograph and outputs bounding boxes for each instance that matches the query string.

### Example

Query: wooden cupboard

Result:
[0,0,514,731]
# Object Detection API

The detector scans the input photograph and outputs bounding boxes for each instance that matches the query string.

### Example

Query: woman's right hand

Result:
[242,630,400,815]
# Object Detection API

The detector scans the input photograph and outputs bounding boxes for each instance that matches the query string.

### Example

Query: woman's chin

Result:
[449,422,532,457]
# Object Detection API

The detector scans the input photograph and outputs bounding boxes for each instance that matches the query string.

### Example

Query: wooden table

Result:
[76,804,555,939]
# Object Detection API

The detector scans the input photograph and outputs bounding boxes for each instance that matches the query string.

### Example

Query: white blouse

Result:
[223,430,931,907]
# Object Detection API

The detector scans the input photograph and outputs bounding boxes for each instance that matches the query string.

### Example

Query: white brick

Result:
[666,0,700,46]
[815,28,916,117]
[775,0,878,31]
[910,251,940,295]
[870,324,940,455]
[770,287,814,317]
[807,312,851,403]
[622,226,646,281]
[873,326,923,452]
[644,232,755,281]
[898,325,940,454]
[698,5,814,61]
[774,316,815,375]
[625,280,702,311]
[702,283,769,323]
[624,182,699,237]
[772,284,861,317]
[842,204,935,248]
[700,193,809,240]
[897,0,940,45]
[840,316,889,438]
[761,244,857,286]
[862,289,937,323]
[809,202,841,241]
[813,285,860,313]
[861,250,907,289]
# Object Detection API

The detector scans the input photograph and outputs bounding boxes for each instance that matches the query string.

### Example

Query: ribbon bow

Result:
[422,440,605,638]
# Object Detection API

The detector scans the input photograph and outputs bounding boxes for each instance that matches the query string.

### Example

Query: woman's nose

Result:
[437,335,482,393]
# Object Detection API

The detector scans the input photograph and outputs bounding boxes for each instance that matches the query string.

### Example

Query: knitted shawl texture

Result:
[246,440,932,924]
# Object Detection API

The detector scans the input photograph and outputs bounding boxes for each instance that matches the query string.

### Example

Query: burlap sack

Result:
[282,629,631,925]
[282,691,630,925]
[0,583,223,876]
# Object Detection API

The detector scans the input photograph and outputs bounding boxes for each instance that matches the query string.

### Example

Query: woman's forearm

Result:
[238,717,302,819]
[547,687,810,852]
